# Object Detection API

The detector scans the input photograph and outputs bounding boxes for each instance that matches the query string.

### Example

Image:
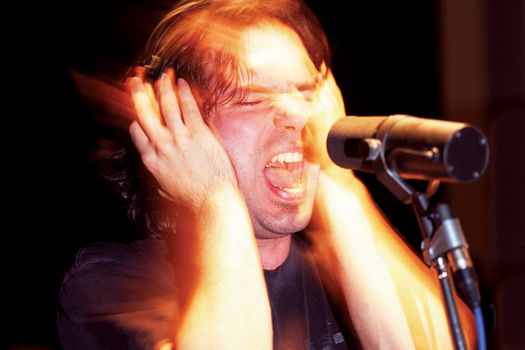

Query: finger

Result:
[315,70,344,120]
[159,70,185,133]
[129,121,160,173]
[325,70,345,114]
[315,80,333,114]
[129,121,154,154]
[126,77,167,141]
[144,81,161,117]
[177,78,204,130]
[134,66,146,80]
[319,61,328,77]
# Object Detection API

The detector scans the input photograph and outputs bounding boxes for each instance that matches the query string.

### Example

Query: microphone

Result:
[327,115,489,183]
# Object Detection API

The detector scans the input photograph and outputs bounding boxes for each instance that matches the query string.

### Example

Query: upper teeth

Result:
[270,152,303,164]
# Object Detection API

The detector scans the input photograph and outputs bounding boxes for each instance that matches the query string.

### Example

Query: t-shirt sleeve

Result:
[57,239,178,350]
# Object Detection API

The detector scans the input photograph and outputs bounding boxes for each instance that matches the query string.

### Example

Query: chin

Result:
[256,206,313,239]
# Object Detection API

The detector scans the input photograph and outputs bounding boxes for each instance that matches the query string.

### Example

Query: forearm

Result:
[126,73,273,349]
[173,185,272,349]
[314,168,475,349]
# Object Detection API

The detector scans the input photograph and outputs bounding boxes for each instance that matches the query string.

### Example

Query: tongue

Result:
[263,166,303,189]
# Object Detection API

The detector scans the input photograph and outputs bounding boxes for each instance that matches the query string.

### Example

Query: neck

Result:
[256,235,292,270]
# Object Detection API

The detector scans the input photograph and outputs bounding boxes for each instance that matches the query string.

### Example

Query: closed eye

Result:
[237,100,263,106]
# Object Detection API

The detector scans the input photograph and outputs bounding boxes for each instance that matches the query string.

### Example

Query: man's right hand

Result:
[126,69,238,214]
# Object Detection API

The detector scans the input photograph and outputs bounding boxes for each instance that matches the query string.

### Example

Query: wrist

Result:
[318,166,367,198]
[197,183,246,217]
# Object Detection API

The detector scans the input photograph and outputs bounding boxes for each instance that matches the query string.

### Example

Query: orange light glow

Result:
[70,70,136,130]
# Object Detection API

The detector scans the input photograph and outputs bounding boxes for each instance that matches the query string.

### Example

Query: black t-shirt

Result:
[264,237,349,349]
[58,237,353,349]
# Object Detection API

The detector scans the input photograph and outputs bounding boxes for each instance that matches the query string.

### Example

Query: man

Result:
[58,0,475,348]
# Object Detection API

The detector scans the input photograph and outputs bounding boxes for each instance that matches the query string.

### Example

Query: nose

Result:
[272,92,311,131]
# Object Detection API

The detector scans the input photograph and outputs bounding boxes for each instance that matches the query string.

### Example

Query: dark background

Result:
[7,0,524,349]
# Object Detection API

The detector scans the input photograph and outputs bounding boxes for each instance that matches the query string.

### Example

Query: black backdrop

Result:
[8,1,441,348]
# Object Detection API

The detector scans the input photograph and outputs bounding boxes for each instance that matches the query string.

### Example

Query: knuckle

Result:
[152,138,172,154]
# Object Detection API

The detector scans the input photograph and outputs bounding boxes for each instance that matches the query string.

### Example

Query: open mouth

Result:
[263,151,305,199]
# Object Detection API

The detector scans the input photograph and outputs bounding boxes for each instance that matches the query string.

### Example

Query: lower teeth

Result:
[278,185,303,194]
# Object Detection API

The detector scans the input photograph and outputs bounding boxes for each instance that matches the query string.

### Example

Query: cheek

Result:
[208,117,260,169]
[208,107,275,173]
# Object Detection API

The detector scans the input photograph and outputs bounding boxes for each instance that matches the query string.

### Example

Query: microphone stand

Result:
[367,145,479,350]
[413,192,469,350]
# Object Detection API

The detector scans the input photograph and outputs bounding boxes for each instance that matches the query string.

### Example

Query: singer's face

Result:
[207,23,322,239]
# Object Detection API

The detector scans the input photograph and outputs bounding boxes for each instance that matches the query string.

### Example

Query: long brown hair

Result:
[141,0,330,115]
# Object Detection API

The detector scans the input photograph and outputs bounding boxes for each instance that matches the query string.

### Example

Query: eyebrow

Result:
[240,75,322,94]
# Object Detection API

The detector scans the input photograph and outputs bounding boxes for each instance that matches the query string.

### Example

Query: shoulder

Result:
[66,238,172,277]
[58,239,177,349]
[60,239,175,310]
